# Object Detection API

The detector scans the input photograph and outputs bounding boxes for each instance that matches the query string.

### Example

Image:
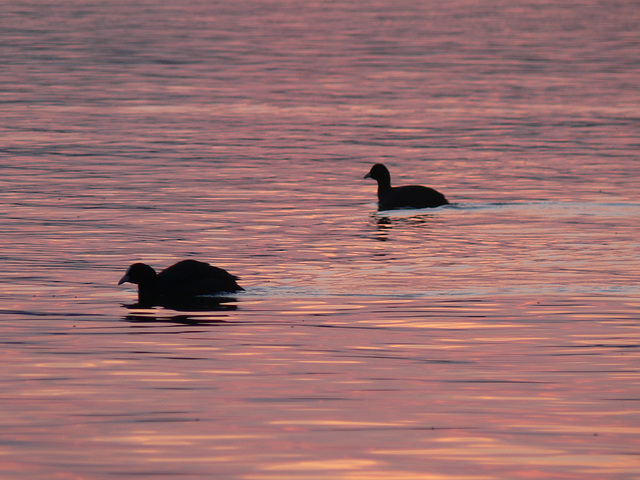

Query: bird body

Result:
[118,259,243,308]
[364,163,448,210]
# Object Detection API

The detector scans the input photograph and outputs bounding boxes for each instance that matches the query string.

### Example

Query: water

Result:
[1,0,639,478]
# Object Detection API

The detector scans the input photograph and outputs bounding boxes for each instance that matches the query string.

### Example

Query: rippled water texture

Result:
[1,1,639,478]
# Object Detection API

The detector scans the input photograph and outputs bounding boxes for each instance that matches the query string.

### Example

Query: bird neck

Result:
[137,279,160,307]
[376,176,392,198]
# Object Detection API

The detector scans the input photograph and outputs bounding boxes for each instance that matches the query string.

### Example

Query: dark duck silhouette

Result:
[118,259,243,308]
[364,163,449,211]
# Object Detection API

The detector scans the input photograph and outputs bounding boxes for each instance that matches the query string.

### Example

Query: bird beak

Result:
[118,274,130,285]
[364,172,371,179]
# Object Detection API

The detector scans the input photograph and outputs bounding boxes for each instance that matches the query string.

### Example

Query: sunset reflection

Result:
[1,0,639,479]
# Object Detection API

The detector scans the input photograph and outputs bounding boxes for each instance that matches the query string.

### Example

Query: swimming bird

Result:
[118,259,243,308]
[364,163,448,211]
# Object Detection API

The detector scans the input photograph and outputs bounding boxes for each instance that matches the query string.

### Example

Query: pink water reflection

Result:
[1,294,637,479]
[1,0,639,478]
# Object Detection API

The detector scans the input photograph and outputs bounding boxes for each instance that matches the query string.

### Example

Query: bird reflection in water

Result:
[122,294,239,325]
[123,313,231,326]
[370,213,437,242]
[121,295,240,312]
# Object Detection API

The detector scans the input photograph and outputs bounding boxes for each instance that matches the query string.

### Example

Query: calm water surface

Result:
[1,1,639,479]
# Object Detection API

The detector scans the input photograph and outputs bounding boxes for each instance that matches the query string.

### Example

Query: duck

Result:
[118,259,243,308]
[364,163,448,211]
